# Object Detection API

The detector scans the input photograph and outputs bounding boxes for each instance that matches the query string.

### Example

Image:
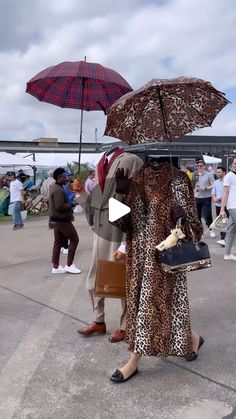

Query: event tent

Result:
[203,154,222,164]
[0,152,44,167]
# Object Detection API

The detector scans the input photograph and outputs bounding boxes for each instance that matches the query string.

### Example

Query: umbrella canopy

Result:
[26,60,132,172]
[26,60,132,111]
[104,76,230,144]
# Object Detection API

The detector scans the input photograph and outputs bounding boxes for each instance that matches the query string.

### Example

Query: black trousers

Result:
[195,197,213,228]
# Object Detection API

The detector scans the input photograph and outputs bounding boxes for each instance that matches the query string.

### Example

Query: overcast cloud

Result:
[0,0,236,146]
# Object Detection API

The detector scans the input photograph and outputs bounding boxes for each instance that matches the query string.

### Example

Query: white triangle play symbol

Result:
[108,198,131,222]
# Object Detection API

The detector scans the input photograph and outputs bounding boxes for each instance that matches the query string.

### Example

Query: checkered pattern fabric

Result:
[26,61,132,110]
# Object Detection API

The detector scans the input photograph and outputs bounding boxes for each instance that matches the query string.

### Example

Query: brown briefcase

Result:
[94,259,126,299]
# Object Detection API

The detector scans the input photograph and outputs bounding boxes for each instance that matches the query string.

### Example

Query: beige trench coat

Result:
[86,152,143,290]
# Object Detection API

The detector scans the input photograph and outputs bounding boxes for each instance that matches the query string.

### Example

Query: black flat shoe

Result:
[110,368,138,383]
[185,336,204,361]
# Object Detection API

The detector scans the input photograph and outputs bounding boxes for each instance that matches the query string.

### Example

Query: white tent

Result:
[0,152,44,167]
[203,154,222,164]
[0,152,28,166]
[15,153,45,167]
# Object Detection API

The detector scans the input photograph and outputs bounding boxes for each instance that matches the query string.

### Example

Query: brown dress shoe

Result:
[77,322,106,336]
[108,329,126,343]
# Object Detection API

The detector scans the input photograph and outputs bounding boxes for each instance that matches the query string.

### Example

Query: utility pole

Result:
[95,128,98,151]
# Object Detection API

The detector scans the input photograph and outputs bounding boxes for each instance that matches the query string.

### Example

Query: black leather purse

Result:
[157,239,211,274]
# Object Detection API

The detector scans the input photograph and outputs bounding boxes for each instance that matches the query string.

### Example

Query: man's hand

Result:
[115,168,131,194]
[113,250,126,261]
[116,168,130,194]
[220,208,227,218]
[212,196,221,203]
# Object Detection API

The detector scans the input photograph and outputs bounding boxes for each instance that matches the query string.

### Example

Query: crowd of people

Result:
[1,152,235,384]
[190,156,236,260]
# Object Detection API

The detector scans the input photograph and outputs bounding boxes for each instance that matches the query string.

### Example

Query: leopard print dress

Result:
[118,162,203,357]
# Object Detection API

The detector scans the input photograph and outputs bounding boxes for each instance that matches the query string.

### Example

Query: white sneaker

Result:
[224,254,236,261]
[209,230,216,238]
[52,265,66,274]
[217,239,226,246]
[64,264,82,274]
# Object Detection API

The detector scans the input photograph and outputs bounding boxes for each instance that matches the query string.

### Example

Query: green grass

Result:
[0,214,11,222]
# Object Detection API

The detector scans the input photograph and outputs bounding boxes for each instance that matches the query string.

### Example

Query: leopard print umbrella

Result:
[104,76,230,144]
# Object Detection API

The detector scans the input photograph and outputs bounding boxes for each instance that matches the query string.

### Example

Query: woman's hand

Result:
[172,203,186,222]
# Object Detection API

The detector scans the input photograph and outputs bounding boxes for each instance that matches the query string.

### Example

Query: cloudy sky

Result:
[0,0,236,158]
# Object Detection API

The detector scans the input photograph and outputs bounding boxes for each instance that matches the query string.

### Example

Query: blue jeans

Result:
[12,201,23,226]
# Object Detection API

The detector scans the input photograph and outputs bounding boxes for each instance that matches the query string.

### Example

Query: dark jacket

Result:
[49,183,73,223]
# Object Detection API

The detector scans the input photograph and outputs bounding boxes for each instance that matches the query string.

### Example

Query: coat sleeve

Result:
[174,173,203,242]
[53,188,72,212]
[126,154,143,177]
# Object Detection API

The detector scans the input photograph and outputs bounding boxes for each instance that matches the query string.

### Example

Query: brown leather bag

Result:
[94,260,126,299]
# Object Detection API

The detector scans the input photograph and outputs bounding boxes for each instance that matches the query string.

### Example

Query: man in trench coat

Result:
[77,148,143,342]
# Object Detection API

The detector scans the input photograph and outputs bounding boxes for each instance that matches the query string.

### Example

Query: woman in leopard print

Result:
[110,161,204,383]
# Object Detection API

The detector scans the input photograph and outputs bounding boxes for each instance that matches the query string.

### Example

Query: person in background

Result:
[194,158,215,237]
[220,156,236,261]
[73,175,84,194]
[41,170,56,229]
[61,169,76,255]
[64,169,74,196]
[9,172,25,230]
[212,166,227,246]
[84,170,95,228]
[84,170,95,195]
[49,168,81,274]
[0,173,11,216]
[23,175,34,191]
[40,170,55,198]
[17,170,27,184]
[208,165,217,179]
[186,166,193,182]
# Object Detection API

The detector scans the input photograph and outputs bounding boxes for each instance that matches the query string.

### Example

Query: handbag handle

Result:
[176,218,199,247]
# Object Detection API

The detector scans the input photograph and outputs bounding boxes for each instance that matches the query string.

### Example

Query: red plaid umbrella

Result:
[26,59,132,170]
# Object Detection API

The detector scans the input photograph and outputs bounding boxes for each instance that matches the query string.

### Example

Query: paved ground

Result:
[0,214,235,419]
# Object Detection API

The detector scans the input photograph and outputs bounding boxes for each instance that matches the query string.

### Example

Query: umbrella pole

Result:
[78,56,87,174]
[78,107,84,174]
[157,88,178,201]
[78,74,86,174]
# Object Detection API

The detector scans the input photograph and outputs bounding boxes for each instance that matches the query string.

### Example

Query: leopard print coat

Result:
[117,162,203,357]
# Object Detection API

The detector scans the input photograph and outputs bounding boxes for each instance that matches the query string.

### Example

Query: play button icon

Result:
[108,198,131,222]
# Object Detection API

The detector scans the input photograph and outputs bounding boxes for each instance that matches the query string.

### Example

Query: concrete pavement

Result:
[0,214,235,419]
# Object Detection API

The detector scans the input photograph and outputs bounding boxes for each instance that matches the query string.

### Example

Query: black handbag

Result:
[157,239,211,274]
